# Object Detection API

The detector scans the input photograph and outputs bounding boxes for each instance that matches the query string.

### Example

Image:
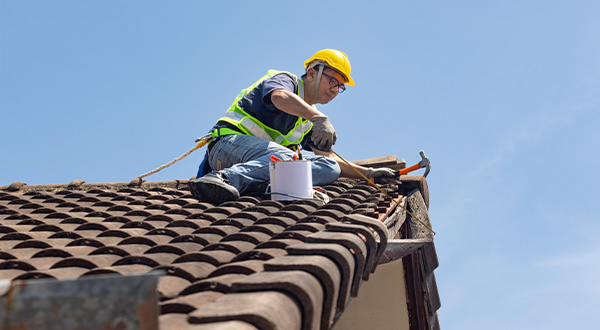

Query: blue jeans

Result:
[205,134,340,193]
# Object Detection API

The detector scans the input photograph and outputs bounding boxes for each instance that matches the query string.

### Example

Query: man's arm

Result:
[313,149,398,181]
[312,149,369,179]
[271,89,336,151]
[270,89,321,120]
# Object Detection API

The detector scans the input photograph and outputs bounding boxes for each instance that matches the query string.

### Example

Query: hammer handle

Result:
[398,163,422,176]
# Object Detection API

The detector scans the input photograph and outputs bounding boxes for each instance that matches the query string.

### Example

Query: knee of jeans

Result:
[271,151,295,161]
[312,156,341,186]
[267,145,296,161]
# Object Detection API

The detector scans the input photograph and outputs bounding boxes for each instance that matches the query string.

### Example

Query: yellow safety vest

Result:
[213,70,314,146]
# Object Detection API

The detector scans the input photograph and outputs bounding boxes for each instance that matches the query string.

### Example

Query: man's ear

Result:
[306,67,316,82]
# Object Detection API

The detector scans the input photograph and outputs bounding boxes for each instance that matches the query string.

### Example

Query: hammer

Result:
[395,151,430,178]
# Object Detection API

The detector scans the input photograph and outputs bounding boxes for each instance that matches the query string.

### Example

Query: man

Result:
[190,49,396,204]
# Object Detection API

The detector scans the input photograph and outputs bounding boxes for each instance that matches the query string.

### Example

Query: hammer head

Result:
[418,151,431,177]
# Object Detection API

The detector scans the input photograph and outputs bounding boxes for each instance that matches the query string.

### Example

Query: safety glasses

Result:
[320,71,346,94]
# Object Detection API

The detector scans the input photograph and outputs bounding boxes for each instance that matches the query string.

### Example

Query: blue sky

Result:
[1,1,599,329]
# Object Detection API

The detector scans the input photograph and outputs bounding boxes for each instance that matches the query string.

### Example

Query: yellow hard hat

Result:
[304,49,355,86]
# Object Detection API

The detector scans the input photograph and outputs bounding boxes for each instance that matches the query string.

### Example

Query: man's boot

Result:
[189,171,240,204]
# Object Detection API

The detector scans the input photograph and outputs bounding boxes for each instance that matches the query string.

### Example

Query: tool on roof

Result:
[293,144,303,160]
[331,149,435,235]
[394,150,430,178]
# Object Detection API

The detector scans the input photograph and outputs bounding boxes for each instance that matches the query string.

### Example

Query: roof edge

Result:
[0,179,188,193]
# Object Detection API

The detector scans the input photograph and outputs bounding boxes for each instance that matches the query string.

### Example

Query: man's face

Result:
[313,67,346,104]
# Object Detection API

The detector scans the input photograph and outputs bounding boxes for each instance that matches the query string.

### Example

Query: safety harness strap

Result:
[210,127,243,139]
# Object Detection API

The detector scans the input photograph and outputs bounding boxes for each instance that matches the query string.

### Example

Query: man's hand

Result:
[366,167,398,184]
[310,115,337,151]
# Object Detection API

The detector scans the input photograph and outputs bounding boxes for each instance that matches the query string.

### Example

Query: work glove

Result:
[366,167,398,184]
[310,115,337,151]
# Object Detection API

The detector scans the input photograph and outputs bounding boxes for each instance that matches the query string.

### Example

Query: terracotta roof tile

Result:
[11,239,51,249]
[342,214,389,272]
[188,233,224,245]
[204,206,243,217]
[325,222,378,280]
[231,248,287,262]
[264,255,341,329]
[232,270,323,330]
[308,209,347,220]
[285,222,326,233]
[0,268,25,280]
[188,291,301,330]
[20,266,90,280]
[50,256,99,269]
[180,273,247,295]
[1,256,63,271]
[166,219,212,229]
[270,210,307,221]
[187,212,228,222]
[174,250,237,267]
[68,236,121,247]
[158,313,193,330]
[161,290,223,314]
[255,215,297,227]
[0,174,439,329]
[221,231,271,245]
[307,231,367,297]
[146,242,201,255]
[154,265,197,283]
[254,238,304,249]
[83,264,153,277]
[240,223,286,236]
[297,214,338,225]
[119,235,166,246]
[202,241,257,255]
[91,244,149,256]
[193,225,239,237]
[157,274,193,300]
[228,211,269,222]
[1,247,43,260]
[209,259,264,277]
[50,245,97,257]
[165,261,217,281]
[286,242,355,311]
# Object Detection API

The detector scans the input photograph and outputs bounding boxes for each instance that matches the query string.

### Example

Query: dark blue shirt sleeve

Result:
[261,73,297,108]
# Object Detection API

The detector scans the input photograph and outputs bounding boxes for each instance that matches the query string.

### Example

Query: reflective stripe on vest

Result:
[215,70,314,146]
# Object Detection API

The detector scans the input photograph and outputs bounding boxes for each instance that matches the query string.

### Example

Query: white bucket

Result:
[269,160,312,201]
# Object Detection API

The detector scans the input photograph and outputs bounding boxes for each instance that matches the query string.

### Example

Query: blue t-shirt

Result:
[213,72,316,151]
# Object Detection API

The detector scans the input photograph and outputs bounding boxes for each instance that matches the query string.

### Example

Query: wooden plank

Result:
[399,175,429,209]
[422,241,439,275]
[388,162,407,171]
[430,313,440,330]
[425,272,441,312]
[378,239,430,264]
[400,189,441,330]
[406,190,433,241]
[352,155,399,167]
[403,252,427,330]
[381,198,407,239]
